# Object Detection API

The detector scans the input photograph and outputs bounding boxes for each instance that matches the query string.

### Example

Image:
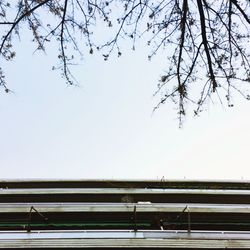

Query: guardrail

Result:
[1,180,250,248]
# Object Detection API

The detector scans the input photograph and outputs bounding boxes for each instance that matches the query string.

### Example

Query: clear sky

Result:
[0,22,250,180]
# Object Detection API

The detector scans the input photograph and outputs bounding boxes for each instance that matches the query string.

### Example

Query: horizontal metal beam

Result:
[1,179,250,190]
[1,238,249,249]
[1,188,250,195]
[0,203,250,213]
[0,178,250,190]
[1,230,250,240]
[1,231,250,248]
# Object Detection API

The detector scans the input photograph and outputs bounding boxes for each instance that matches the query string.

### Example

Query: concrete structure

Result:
[1,179,250,249]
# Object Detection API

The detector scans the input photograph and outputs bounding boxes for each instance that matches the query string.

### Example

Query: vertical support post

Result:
[187,207,191,233]
[133,205,137,232]
[27,206,33,232]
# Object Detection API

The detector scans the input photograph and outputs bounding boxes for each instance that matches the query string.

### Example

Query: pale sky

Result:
[0,23,250,180]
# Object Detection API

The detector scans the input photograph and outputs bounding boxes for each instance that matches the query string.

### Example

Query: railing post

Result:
[133,205,137,232]
[187,207,191,234]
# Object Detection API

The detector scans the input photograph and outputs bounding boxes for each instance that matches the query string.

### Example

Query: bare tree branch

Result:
[197,0,217,92]
[0,0,250,125]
